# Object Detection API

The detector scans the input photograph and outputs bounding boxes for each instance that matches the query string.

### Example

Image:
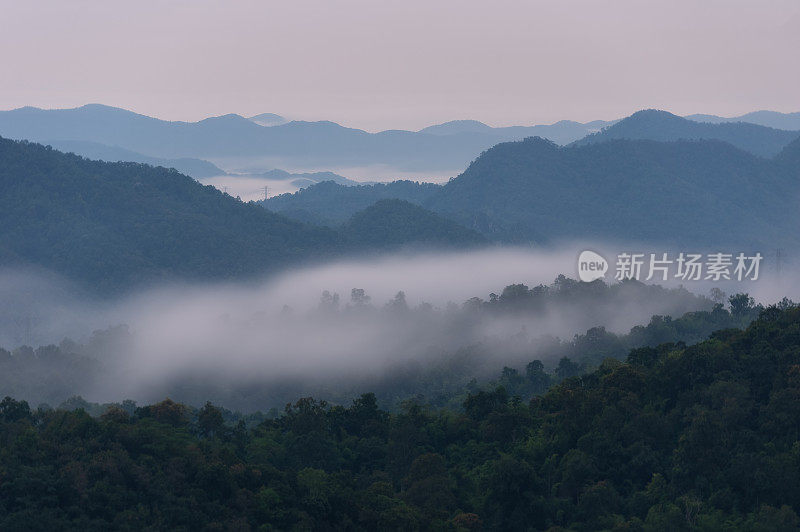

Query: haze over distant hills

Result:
[247,112,287,127]
[0,104,535,172]
[574,110,799,157]
[266,134,800,250]
[686,110,800,131]
[417,118,615,144]
[1,104,798,177]
[0,137,486,291]
[43,139,226,178]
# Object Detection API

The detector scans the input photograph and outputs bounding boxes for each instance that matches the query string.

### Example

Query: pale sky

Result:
[1,0,798,131]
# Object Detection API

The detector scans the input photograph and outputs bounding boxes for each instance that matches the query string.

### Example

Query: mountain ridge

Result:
[573,109,799,157]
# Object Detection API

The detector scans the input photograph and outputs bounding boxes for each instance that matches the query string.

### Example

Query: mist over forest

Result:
[2,10,800,523]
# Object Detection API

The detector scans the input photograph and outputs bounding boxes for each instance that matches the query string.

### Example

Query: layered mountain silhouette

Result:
[0,105,612,172]
[574,110,799,157]
[2,105,797,174]
[43,139,225,178]
[0,137,482,291]
[266,135,800,250]
[686,110,800,131]
[417,119,614,144]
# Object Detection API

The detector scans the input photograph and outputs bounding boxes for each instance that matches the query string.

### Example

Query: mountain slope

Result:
[428,136,800,247]
[775,136,800,169]
[0,105,508,172]
[265,136,800,249]
[0,105,611,172]
[687,110,800,130]
[343,199,486,249]
[0,137,344,291]
[43,139,225,178]
[264,180,441,226]
[574,109,799,157]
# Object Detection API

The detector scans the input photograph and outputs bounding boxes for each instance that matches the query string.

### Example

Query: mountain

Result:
[249,168,365,187]
[343,199,486,249]
[418,120,496,135]
[428,137,799,246]
[247,112,287,126]
[0,105,610,173]
[0,137,490,290]
[775,136,800,168]
[264,180,441,226]
[3,105,798,175]
[0,136,345,291]
[419,118,617,144]
[686,110,800,131]
[575,109,799,157]
[266,136,800,250]
[43,139,225,178]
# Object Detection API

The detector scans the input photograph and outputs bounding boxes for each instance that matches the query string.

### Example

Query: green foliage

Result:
[2,306,800,529]
[266,135,800,248]
[0,137,488,292]
[0,137,344,292]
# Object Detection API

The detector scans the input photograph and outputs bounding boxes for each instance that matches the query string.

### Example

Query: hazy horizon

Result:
[2,0,798,132]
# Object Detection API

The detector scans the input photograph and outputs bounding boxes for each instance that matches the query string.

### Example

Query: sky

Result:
[1,0,798,131]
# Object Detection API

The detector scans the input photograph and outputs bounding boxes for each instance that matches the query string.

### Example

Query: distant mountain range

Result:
[686,110,800,131]
[3,101,799,290]
[42,139,226,178]
[574,110,799,157]
[266,114,800,250]
[247,113,287,127]
[0,137,483,291]
[246,168,366,189]
[417,119,616,144]
[1,105,797,176]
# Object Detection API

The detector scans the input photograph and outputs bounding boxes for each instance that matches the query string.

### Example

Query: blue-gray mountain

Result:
[266,134,800,250]
[1,105,797,172]
[43,139,225,178]
[686,110,800,131]
[0,137,482,292]
[574,109,799,157]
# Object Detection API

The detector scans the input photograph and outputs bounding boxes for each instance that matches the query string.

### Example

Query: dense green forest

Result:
[1,303,799,530]
[265,135,800,248]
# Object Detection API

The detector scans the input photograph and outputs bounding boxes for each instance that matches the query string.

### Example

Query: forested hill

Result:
[776,135,800,168]
[265,180,442,226]
[573,109,800,157]
[265,136,800,249]
[0,137,488,291]
[0,137,344,291]
[1,304,799,529]
[342,199,486,249]
[427,137,800,246]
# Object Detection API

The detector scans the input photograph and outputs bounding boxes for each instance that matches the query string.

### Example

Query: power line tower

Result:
[776,248,784,278]
[222,186,228,195]
[263,186,270,201]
